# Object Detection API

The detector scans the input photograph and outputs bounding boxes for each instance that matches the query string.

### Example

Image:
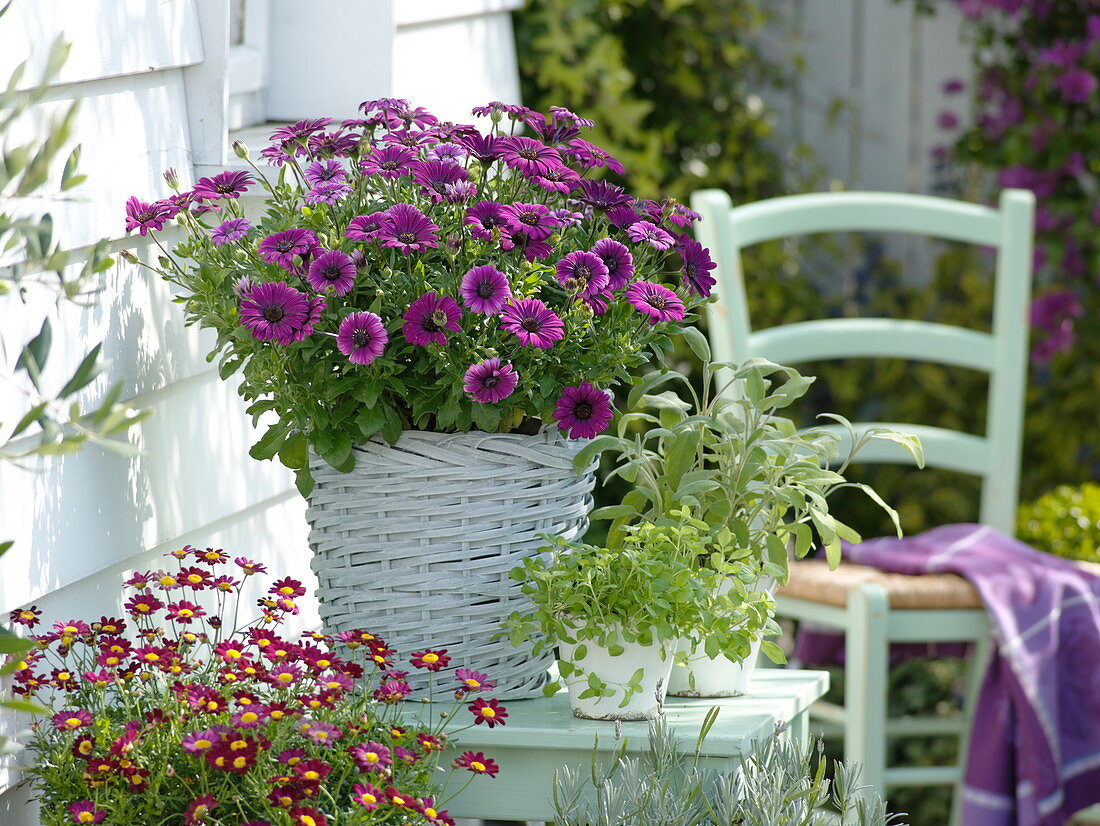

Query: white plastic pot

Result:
[559,634,674,720]
[668,576,776,698]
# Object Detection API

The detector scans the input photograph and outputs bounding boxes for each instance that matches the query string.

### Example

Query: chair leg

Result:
[845,583,890,798]
[948,627,992,826]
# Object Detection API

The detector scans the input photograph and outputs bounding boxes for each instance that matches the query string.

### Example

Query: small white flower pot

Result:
[668,576,775,698]
[559,634,675,720]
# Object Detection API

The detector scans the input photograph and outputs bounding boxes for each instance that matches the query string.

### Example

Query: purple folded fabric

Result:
[793,524,1100,826]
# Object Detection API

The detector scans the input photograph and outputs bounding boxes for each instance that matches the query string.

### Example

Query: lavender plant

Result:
[123,100,716,495]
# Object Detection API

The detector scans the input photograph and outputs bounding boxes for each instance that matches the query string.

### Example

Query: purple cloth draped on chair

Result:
[793,523,1100,826]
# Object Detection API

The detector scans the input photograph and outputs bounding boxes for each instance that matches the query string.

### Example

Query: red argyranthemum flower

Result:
[468,697,508,728]
[453,750,500,777]
[53,709,92,730]
[410,649,451,672]
[68,800,107,824]
[352,781,383,810]
[288,806,328,826]
[9,606,41,627]
[183,794,219,826]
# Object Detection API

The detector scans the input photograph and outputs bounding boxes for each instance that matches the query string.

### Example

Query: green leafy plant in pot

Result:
[575,356,924,696]
[504,511,771,720]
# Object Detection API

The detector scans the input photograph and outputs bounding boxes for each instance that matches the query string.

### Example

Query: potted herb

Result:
[576,357,923,696]
[122,99,717,698]
[504,511,771,719]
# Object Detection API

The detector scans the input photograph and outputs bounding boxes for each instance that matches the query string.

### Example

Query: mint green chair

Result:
[690,188,1035,825]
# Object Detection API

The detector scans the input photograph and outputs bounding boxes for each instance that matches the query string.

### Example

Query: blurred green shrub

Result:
[1017,483,1100,564]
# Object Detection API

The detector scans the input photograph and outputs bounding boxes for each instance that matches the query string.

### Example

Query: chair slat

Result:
[725,191,1003,248]
[750,319,995,372]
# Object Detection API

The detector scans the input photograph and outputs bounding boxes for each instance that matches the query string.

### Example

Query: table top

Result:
[430,669,829,754]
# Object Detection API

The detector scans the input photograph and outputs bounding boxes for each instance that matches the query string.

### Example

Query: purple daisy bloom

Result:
[304,160,347,188]
[381,128,437,149]
[192,170,255,201]
[626,281,685,325]
[308,130,358,157]
[501,202,562,242]
[590,238,634,290]
[258,228,318,269]
[500,298,564,349]
[668,204,702,230]
[210,218,252,247]
[459,132,504,163]
[625,220,675,250]
[551,208,585,228]
[556,250,609,298]
[359,145,418,178]
[444,180,478,203]
[466,201,507,242]
[562,138,626,175]
[124,196,172,236]
[337,312,388,366]
[606,204,644,229]
[270,118,333,150]
[378,204,439,254]
[553,382,614,439]
[239,282,312,345]
[410,159,469,202]
[346,212,388,242]
[583,291,611,316]
[402,292,462,347]
[500,136,564,178]
[534,166,581,195]
[574,179,632,212]
[500,228,554,261]
[306,249,356,295]
[426,142,467,162]
[677,238,717,297]
[305,182,352,205]
[463,358,519,404]
[460,265,511,314]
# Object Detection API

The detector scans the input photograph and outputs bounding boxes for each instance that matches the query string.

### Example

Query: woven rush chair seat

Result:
[779,559,984,610]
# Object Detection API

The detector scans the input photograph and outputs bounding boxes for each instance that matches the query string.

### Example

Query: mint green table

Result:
[427,669,829,822]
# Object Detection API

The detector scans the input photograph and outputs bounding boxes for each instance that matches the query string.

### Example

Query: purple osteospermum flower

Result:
[460,265,511,314]
[258,228,318,269]
[1056,68,1097,105]
[553,382,614,439]
[534,166,581,195]
[68,801,106,825]
[239,282,312,345]
[606,204,644,230]
[575,179,632,212]
[308,130,358,157]
[556,250,609,298]
[260,144,292,166]
[360,145,418,178]
[463,358,519,404]
[304,160,347,188]
[501,202,561,242]
[625,221,675,250]
[381,128,437,149]
[192,170,255,201]
[305,182,352,205]
[668,204,702,230]
[500,298,564,349]
[583,291,611,316]
[466,201,507,242]
[346,212,387,242]
[270,118,333,150]
[411,159,469,202]
[426,142,467,162]
[124,196,172,235]
[307,249,356,295]
[551,208,585,228]
[402,292,462,347]
[338,312,388,366]
[443,180,478,203]
[626,281,685,325]
[378,204,439,254]
[500,227,554,261]
[459,132,504,163]
[677,238,717,297]
[590,238,634,290]
[500,136,564,178]
[563,137,625,175]
[210,218,252,247]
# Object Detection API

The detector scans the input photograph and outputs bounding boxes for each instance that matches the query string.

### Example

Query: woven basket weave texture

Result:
[306,428,595,699]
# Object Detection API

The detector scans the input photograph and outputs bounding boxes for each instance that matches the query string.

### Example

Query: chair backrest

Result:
[689,189,1035,535]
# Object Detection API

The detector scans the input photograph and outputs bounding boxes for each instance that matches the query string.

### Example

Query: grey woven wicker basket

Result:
[305,428,596,699]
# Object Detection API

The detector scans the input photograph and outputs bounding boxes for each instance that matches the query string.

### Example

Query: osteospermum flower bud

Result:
[117,249,139,264]
[162,167,180,190]
[232,139,249,159]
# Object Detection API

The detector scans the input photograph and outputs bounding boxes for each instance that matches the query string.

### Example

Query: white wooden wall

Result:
[0,2,524,823]
[758,0,974,281]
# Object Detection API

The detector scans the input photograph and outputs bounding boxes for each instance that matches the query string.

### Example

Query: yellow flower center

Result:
[159,576,176,587]
[226,649,242,659]
[20,611,34,620]
[187,574,203,584]
[177,609,193,618]
[242,712,258,723]
[231,740,248,750]
[317,659,331,668]
[206,700,219,711]
[365,752,379,763]
[136,603,150,612]
[279,586,295,596]
[481,707,496,717]
[78,813,95,823]
[300,817,317,826]
[233,756,247,768]
[464,678,481,688]
[361,792,377,804]
[425,807,438,818]
[65,718,82,728]
[304,770,320,780]
[195,739,212,749]
[471,760,486,772]
[79,741,93,754]
[64,625,80,634]
[392,796,405,806]
[421,652,439,664]
[271,710,285,719]
[278,672,294,683]
[58,672,71,681]
[144,652,160,661]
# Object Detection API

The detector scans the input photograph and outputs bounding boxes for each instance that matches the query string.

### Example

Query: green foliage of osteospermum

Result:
[1017,483,1100,564]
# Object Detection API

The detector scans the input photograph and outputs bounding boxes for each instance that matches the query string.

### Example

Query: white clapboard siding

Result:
[393,0,524,125]
[756,0,975,283]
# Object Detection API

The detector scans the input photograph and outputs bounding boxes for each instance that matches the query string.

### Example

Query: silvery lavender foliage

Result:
[551,713,907,826]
